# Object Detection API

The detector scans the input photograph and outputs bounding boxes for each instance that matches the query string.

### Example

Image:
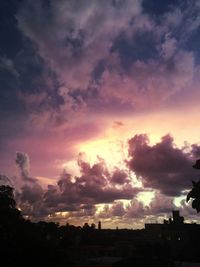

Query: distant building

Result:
[98,221,101,230]
[171,210,184,224]
[144,210,200,258]
[145,210,185,234]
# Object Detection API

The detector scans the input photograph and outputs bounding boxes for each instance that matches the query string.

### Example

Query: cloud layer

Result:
[6,133,200,226]
[14,0,200,127]
[16,151,140,220]
[1,0,200,179]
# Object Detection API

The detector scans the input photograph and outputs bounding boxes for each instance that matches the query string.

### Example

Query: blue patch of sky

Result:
[0,71,25,119]
[0,0,23,58]
[41,0,51,9]
[16,50,63,111]
[0,0,40,100]
[16,52,45,93]
[142,0,181,17]
[0,67,17,93]
[0,0,61,99]
[179,5,200,64]
[158,2,200,65]
[0,35,62,115]
[0,0,37,115]
[111,0,125,8]
[183,27,200,64]
[110,31,158,71]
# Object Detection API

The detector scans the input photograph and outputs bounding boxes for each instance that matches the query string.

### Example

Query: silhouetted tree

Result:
[91,223,96,229]
[187,160,200,212]
[0,185,16,209]
[0,185,22,224]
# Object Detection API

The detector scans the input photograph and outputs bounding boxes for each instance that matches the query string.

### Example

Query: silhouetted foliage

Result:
[186,160,200,212]
[0,185,74,267]
[0,185,22,224]
[0,185,16,209]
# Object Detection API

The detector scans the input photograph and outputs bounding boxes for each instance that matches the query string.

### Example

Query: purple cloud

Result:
[127,134,199,196]
[16,152,36,182]
[15,153,140,220]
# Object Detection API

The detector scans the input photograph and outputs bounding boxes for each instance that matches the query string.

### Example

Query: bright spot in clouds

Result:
[78,138,127,169]
[137,191,155,206]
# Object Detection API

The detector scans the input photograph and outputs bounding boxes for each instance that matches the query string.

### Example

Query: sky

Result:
[1,0,200,228]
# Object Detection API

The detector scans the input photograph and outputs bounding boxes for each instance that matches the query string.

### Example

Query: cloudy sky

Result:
[1,0,200,228]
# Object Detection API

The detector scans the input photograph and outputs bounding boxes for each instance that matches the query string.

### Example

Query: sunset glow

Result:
[1,0,200,228]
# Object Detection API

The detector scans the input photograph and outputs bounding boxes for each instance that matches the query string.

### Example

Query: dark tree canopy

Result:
[0,185,16,210]
[186,160,200,212]
[0,185,22,223]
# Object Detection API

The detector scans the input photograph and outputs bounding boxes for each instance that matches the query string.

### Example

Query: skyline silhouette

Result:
[1,184,200,266]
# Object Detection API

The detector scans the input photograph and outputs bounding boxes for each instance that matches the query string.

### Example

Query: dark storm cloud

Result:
[45,158,139,207]
[191,144,200,158]
[15,153,140,219]
[111,168,130,184]
[20,184,43,204]
[111,201,126,216]
[127,134,200,196]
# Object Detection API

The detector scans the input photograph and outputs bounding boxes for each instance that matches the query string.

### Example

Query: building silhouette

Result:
[98,221,101,230]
